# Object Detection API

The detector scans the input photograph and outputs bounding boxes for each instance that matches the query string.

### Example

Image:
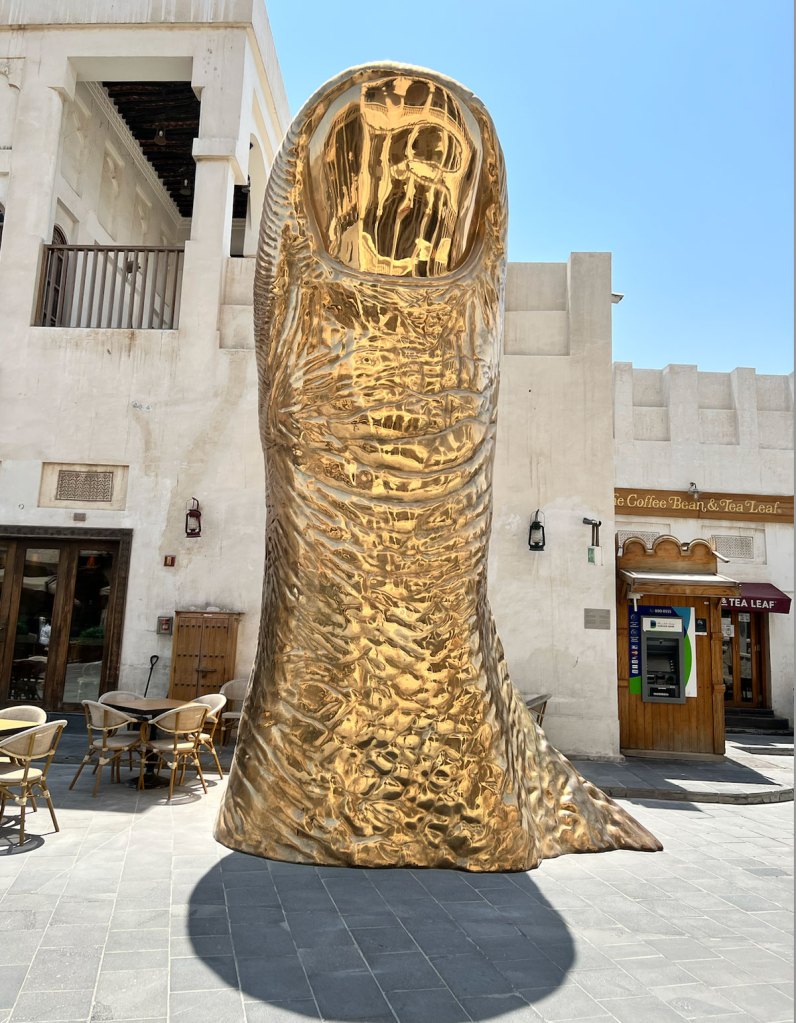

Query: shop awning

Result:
[620,570,741,599]
[722,583,792,614]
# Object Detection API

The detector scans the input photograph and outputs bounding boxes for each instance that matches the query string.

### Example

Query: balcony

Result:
[36,244,184,329]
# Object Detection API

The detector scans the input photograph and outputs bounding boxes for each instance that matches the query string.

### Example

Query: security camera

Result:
[582,517,601,526]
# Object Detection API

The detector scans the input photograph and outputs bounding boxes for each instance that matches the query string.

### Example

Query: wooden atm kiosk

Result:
[616,536,741,756]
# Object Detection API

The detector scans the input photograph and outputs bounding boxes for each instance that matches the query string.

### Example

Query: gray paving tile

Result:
[23,945,102,992]
[102,949,169,971]
[646,937,720,962]
[231,924,299,959]
[170,954,239,992]
[227,905,285,927]
[237,955,312,1002]
[617,954,701,989]
[721,983,794,1022]
[367,950,446,991]
[10,987,93,1022]
[104,927,169,952]
[0,910,52,932]
[596,994,687,1023]
[651,982,740,1019]
[297,945,367,975]
[463,993,544,1021]
[243,1001,321,1022]
[309,969,395,1021]
[430,951,514,997]
[495,957,565,990]
[569,968,644,999]
[93,968,168,1020]
[49,899,113,928]
[386,988,470,1023]
[283,911,347,949]
[170,989,246,1023]
[109,908,170,930]
[519,983,605,1021]
[718,945,793,983]
[171,933,234,957]
[350,925,417,957]
[0,966,27,1010]
[224,886,282,908]
[0,932,44,966]
[538,940,608,972]
[40,924,109,948]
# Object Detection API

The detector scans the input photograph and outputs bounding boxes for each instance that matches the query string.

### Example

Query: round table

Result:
[105,697,186,789]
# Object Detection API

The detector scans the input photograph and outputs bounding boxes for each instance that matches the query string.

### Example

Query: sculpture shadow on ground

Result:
[189,852,575,1021]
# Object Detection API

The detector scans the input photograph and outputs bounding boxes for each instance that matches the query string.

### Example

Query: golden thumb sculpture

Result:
[215,63,661,870]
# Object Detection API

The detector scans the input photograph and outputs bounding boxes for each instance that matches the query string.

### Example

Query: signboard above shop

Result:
[615,488,793,524]
[721,583,792,615]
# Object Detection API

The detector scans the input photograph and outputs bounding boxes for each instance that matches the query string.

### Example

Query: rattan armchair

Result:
[193,693,226,777]
[139,703,209,801]
[69,701,142,796]
[98,690,140,705]
[0,706,47,724]
[0,720,67,845]
[219,678,247,745]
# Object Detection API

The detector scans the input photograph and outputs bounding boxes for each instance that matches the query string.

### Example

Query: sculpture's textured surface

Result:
[215,64,661,870]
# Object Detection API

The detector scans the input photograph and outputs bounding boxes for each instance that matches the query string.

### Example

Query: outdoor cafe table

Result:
[0,718,41,736]
[105,696,186,789]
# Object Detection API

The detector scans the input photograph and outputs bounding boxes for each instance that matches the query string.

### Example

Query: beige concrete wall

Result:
[490,256,621,757]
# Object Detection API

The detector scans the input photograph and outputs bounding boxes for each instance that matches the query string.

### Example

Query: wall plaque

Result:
[584,608,611,630]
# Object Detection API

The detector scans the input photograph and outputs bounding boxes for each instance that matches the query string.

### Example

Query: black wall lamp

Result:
[185,498,202,538]
[528,510,546,551]
[583,517,601,546]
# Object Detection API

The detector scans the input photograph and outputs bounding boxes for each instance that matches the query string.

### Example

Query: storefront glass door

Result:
[0,539,120,710]
[722,609,765,707]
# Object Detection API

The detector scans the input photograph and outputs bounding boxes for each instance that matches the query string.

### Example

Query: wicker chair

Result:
[0,720,67,845]
[219,678,247,745]
[0,706,47,724]
[98,690,140,705]
[69,701,142,796]
[193,693,226,777]
[525,693,552,727]
[139,703,208,801]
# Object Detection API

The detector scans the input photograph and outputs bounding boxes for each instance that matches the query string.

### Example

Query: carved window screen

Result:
[711,534,755,561]
[55,470,114,503]
[616,529,660,549]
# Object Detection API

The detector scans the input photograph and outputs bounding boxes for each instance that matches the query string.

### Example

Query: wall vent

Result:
[55,469,114,503]
[616,529,660,549]
[711,534,755,561]
[39,462,128,510]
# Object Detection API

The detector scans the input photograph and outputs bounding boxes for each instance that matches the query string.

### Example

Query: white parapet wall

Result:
[489,255,622,758]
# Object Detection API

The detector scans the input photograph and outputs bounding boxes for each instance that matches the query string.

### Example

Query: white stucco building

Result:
[0,4,791,758]
[613,364,794,729]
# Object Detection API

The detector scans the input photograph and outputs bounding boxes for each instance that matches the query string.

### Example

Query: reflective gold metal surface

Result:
[215,64,661,870]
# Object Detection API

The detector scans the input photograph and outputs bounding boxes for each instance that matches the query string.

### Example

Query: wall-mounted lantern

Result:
[185,498,202,538]
[528,510,546,551]
[583,517,601,547]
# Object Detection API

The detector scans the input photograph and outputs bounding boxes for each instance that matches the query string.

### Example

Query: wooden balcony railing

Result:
[36,244,184,329]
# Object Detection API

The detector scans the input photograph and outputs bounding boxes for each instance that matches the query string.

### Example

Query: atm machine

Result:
[640,615,686,703]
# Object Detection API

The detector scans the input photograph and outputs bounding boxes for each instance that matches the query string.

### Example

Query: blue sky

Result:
[265,0,792,375]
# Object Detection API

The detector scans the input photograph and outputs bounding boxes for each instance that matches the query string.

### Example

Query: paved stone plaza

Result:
[0,763,791,1023]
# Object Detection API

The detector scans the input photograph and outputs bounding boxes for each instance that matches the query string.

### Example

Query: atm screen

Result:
[643,635,682,701]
